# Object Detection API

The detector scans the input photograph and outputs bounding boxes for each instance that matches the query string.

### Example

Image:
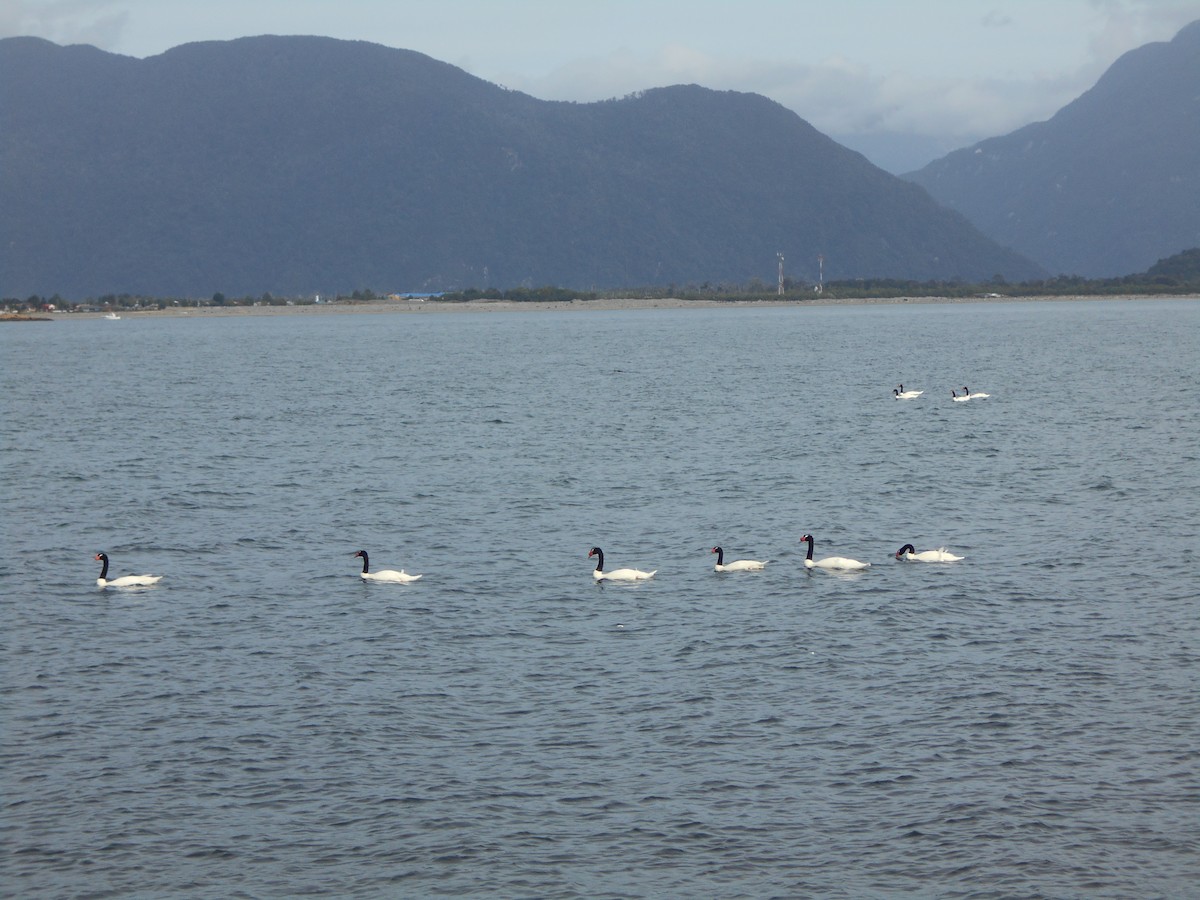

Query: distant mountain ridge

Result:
[907,20,1200,278]
[0,34,1041,299]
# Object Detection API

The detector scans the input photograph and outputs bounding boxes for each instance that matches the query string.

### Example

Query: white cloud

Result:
[502,45,1086,142]
[0,0,129,49]
[1084,0,1198,73]
[4,0,1195,165]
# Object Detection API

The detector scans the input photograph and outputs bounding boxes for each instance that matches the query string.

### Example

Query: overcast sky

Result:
[3,0,1196,171]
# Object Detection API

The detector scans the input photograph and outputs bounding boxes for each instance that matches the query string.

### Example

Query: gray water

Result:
[2,299,1198,898]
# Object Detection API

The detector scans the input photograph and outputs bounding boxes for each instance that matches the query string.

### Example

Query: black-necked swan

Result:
[963,386,990,399]
[952,390,970,402]
[94,552,162,588]
[895,544,964,562]
[894,385,923,399]
[800,535,870,571]
[710,546,767,572]
[589,547,656,581]
[354,550,422,583]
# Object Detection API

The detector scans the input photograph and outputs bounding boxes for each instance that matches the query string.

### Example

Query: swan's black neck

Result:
[590,548,604,571]
[357,551,370,574]
[96,554,109,579]
[897,544,915,558]
[801,536,814,560]
[712,547,725,565]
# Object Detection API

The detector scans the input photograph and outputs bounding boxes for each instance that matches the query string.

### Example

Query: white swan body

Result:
[590,547,655,581]
[963,387,990,399]
[895,544,964,562]
[893,385,923,399]
[355,550,422,583]
[952,390,970,402]
[94,552,162,588]
[711,546,766,572]
[800,535,870,571]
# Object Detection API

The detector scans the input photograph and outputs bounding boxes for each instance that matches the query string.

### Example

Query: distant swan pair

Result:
[952,386,990,401]
[893,384,923,399]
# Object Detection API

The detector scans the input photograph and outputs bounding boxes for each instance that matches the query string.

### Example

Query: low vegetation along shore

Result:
[5,247,1198,318]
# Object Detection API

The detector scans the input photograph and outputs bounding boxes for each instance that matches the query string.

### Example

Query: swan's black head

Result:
[354,550,367,559]
[896,544,915,559]
[588,547,602,558]
[800,535,813,543]
[94,552,107,562]
[710,547,721,554]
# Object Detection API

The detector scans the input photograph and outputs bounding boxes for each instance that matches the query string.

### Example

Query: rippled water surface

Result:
[3,299,1198,897]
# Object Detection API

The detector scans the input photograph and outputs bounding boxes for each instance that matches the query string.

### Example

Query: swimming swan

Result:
[895,544,964,562]
[963,386,990,399]
[800,535,870,570]
[952,390,970,402]
[94,552,162,588]
[711,546,767,572]
[589,547,656,581]
[354,550,422,583]
[893,385,923,399]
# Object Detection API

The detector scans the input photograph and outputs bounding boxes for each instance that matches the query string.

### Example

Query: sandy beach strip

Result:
[39,293,1198,320]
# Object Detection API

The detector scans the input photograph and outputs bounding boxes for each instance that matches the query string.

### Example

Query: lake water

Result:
[2,299,1198,898]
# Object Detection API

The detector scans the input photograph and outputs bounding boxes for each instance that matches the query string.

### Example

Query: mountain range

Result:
[906,20,1199,278]
[1,24,1195,299]
[1,34,1038,299]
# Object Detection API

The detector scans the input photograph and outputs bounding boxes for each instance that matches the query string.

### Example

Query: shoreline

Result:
[28,292,1200,320]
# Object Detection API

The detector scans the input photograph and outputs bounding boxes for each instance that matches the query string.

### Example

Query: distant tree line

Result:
[437,286,598,303]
